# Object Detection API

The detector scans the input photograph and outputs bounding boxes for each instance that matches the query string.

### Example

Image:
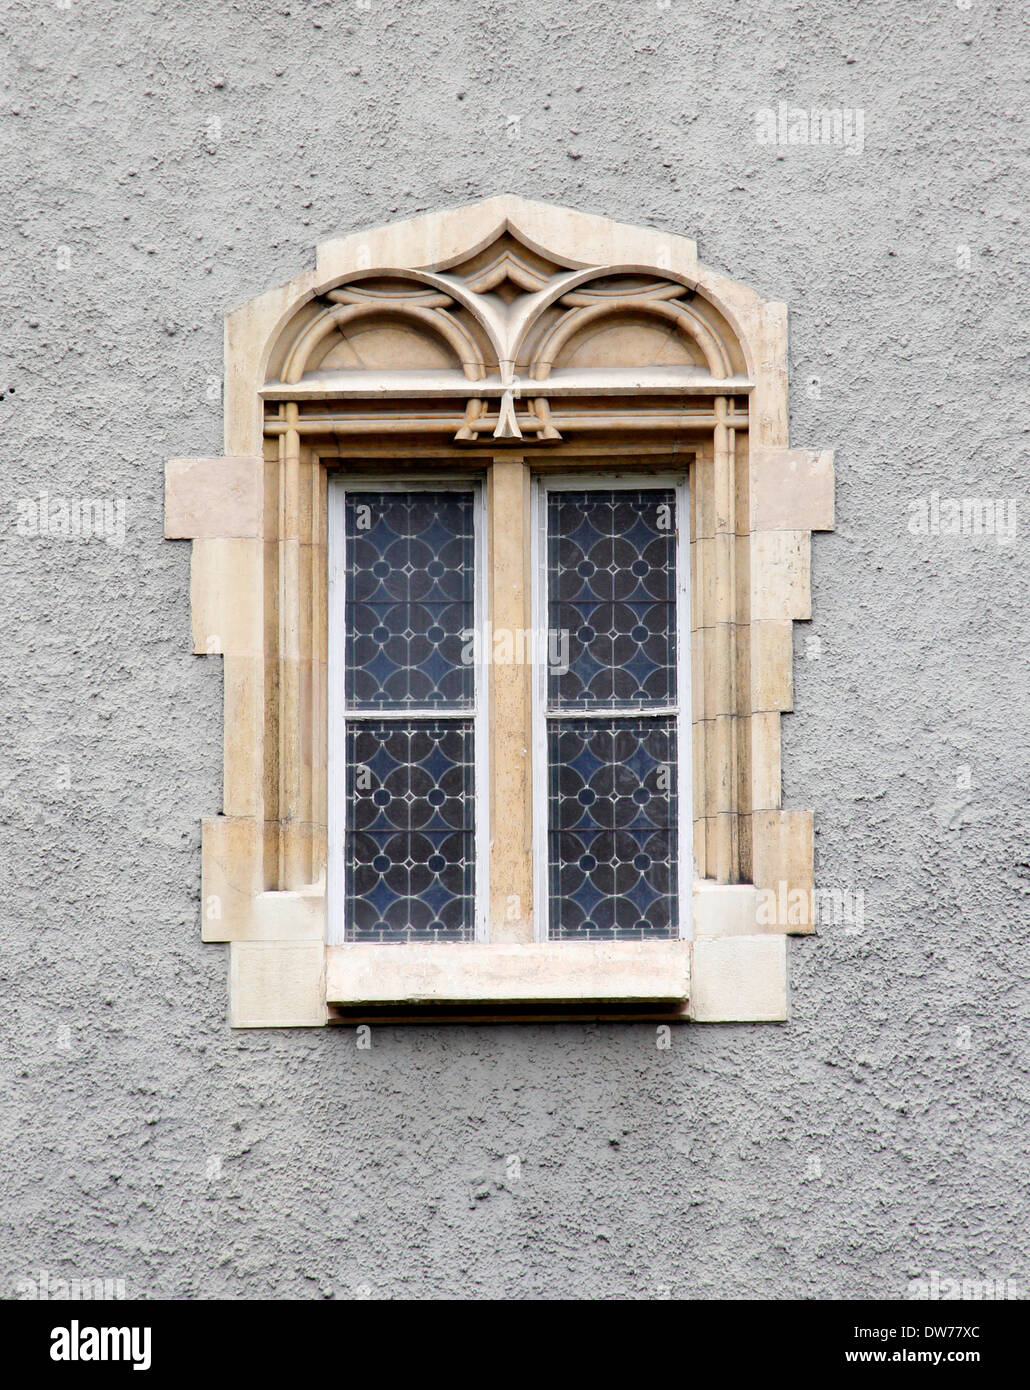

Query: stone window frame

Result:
[164,196,834,1028]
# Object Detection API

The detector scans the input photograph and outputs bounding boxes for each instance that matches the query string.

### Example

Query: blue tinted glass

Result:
[345,491,474,709]
[547,489,676,708]
[548,717,678,941]
[346,719,475,942]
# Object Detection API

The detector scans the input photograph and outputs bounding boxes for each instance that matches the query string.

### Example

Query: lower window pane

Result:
[346,719,475,942]
[548,717,678,940]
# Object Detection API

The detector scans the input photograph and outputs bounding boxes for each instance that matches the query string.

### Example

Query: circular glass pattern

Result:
[345,492,475,710]
[346,718,475,942]
[547,489,677,709]
[548,716,678,940]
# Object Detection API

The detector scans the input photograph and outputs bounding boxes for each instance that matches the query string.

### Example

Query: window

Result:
[328,481,489,945]
[532,477,691,942]
[328,475,690,951]
[167,197,834,1026]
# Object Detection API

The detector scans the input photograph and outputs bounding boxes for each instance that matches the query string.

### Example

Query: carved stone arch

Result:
[529,295,731,379]
[509,266,742,384]
[273,271,500,385]
[167,196,834,1027]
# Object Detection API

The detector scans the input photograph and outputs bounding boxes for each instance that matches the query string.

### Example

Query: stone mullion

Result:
[689,467,706,882]
[278,401,307,888]
[487,457,534,944]
[310,460,328,889]
[689,447,708,883]
[700,397,739,882]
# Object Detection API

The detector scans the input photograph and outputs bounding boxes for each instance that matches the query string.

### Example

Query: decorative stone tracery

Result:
[166,197,834,1027]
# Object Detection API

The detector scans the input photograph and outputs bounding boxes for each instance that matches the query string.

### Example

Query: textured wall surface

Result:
[1,0,1027,1300]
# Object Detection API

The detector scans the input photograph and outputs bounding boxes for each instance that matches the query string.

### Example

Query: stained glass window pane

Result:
[547,489,676,709]
[345,491,475,710]
[346,719,475,943]
[548,717,678,941]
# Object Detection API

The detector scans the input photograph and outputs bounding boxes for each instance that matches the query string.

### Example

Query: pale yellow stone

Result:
[693,446,717,542]
[165,456,263,539]
[749,300,789,449]
[702,714,738,820]
[689,935,787,1021]
[310,654,328,857]
[708,533,737,627]
[315,195,700,284]
[706,810,739,885]
[222,655,266,820]
[733,428,751,537]
[750,448,835,532]
[706,618,737,712]
[737,809,753,884]
[276,687,305,883]
[226,285,314,457]
[693,882,759,937]
[230,941,326,1027]
[252,885,326,940]
[277,807,316,891]
[325,940,690,1006]
[750,530,812,621]
[750,809,815,934]
[689,538,702,631]
[695,538,717,627]
[748,711,782,813]
[692,817,707,881]
[488,459,534,944]
[201,815,275,942]
[277,446,317,546]
[263,456,279,538]
[713,428,736,538]
[734,532,751,622]
[691,711,706,818]
[690,626,706,721]
[748,619,794,712]
[190,539,264,658]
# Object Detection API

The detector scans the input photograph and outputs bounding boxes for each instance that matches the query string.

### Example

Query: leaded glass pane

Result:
[346,719,475,942]
[547,489,676,709]
[345,491,475,710]
[548,717,678,940]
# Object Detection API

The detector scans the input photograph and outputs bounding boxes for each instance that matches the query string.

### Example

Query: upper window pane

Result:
[345,491,475,709]
[547,489,677,709]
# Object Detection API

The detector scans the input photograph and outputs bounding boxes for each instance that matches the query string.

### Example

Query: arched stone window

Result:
[165,197,834,1026]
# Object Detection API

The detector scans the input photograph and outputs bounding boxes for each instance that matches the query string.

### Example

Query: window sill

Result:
[320,931,787,1025]
[325,939,691,1014]
[223,885,790,1026]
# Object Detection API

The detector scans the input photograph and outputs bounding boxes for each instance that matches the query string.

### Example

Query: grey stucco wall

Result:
[1,0,1027,1300]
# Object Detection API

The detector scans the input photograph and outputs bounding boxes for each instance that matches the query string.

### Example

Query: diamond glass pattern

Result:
[346,719,475,942]
[548,717,678,940]
[345,491,475,710]
[547,489,676,709]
